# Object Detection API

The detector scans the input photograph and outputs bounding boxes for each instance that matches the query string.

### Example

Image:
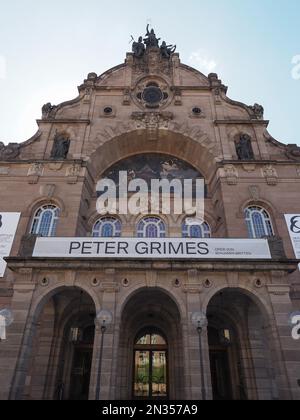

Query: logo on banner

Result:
[0,213,21,278]
[285,215,300,271]
[290,216,300,234]
[290,312,300,340]
[0,314,6,340]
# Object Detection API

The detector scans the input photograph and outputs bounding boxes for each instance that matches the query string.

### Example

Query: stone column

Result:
[0,269,36,400]
[91,271,118,401]
[183,270,213,400]
[267,277,300,400]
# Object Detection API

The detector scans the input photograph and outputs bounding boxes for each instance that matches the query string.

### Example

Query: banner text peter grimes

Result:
[68,240,210,257]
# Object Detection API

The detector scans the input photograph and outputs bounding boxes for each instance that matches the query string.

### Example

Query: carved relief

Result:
[132,111,173,141]
[123,89,131,105]
[66,163,81,184]
[222,165,238,185]
[213,87,222,104]
[169,121,211,149]
[94,121,136,146]
[249,185,260,200]
[28,163,44,177]
[242,164,256,172]
[131,47,172,82]
[48,162,64,171]
[132,111,173,129]
[39,184,56,198]
[174,88,182,106]
[66,163,81,178]
[27,162,44,184]
[262,165,278,186]
[83,87,92,104]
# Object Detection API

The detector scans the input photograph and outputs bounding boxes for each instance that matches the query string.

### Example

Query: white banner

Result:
[33,237,271,260]
[285,214,300,270]
[0,315,6,340]
[0,213,21,277]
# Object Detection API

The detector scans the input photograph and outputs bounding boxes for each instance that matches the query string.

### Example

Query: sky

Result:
[0,0,299,145]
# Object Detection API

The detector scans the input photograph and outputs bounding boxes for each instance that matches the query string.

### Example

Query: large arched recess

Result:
[87,129,216,182]
[115,287,184,400]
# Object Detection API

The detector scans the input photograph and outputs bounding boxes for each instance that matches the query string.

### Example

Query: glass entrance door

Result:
[69,347,93,400]
[68,325,95,401]
[209,349,233,400]
[133,331,168,399]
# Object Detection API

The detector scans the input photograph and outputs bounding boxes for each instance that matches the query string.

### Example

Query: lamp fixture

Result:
[95,310,113,332]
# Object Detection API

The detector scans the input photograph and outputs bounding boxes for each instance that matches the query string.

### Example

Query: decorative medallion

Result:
[133,78,172,110]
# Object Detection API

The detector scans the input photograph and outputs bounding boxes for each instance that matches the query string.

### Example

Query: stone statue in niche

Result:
[50,132,70,160]
[160,41,176,59]
[236,134,254,161]
[144,24,161,48]
[132,36,145,58]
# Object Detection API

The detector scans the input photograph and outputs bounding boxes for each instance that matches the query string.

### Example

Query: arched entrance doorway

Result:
[18,287,96,400]
[133,329,168,400]
[116,288,183,400]
[66,322,95,400]
[207,323,243,401]
[206,289,278,400]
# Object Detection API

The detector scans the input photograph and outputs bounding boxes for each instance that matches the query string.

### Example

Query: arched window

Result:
[136,332,167,346]
[182,219,211,238]
[245,206,274,239]
[137,217,166,238]
[134,329,168,399]
[92,217,122,238]
[30,205,60,237]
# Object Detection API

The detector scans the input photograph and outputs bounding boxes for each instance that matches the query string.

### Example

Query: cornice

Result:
[221,160,299,165]
[214,119,269,126]
[36,119,90,124]
[5,257,299,274]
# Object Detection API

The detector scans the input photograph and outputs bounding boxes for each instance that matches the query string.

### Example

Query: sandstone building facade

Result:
[0,30,300,400]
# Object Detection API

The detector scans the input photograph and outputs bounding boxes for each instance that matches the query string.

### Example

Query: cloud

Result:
[0,55,7,80]
[291,55,300,81]
[188,50,217,74]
